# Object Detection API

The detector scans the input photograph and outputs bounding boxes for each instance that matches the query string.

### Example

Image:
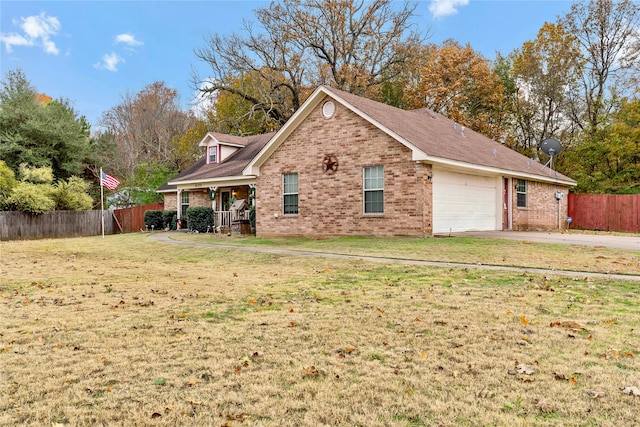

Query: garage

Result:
[432,168,500,234]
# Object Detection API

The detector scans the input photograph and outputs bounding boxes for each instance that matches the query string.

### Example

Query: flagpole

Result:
[100,167,105,239]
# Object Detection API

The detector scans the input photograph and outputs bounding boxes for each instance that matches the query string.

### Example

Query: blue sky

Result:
[1,0,573,131]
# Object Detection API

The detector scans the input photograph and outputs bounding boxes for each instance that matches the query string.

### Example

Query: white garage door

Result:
[432,169,499,233]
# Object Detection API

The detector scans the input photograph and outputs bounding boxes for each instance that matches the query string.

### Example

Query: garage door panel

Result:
[433,170,498,233]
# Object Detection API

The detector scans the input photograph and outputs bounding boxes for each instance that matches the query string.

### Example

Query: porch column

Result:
[209,186,217,211]
[176,189,182,219]
[249,184,256,207]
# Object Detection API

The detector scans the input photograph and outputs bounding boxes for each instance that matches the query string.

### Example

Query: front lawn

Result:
[1,234,638,426]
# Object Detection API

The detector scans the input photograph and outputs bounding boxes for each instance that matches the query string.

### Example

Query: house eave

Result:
[243,86,427,176]
[168,175,256,188]
[418,154,576,186]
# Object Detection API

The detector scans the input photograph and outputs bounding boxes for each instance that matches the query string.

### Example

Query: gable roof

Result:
[159,132,274,190]
[198,132,251,147]
[245,86,576,186]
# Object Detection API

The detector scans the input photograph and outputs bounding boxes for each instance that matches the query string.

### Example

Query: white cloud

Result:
[114,33,143,46]
[0,12,61,54]
[94,52,124,72]
[429,0,470,19]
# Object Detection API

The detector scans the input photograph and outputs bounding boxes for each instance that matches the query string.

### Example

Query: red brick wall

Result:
[188,189,212,208]
[163,193,177,211]
[512,180,569,230]
[256,96,432,237]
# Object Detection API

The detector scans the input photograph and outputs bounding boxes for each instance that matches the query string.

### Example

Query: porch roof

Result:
[159,132,274,191]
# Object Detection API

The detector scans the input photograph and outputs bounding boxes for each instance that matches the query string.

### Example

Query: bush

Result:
[249,206,256,234]
[53,177,93,211]
[162,210,177,230]
[0,160,16,210]
[7,182,56,214]
[144,210,178,230]
[186,207,214,233]
[144,210,164,230]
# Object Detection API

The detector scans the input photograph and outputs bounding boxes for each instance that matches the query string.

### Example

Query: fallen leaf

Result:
[550,321,586,331]
[622,386,640,396]
[536,399,552,412]
[553,372,569,381]
[376,307,385,313]
[516,364,535,375]
[569,377,577,384]
[303,366,320,376]
[520,316,529,325]
[585,389,606,398]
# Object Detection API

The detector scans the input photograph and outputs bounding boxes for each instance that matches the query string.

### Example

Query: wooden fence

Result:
[568,194,640,233]
[0,210,114,241]
[112,202,164,233]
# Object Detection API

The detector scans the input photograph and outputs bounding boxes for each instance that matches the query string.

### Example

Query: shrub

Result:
[7,182,56,214]
[0,160,16,210]
[249,205,256,234]
[53,177,93,211]
[186,207,214,233]
[144,210,164,230]
[162,210,177,230]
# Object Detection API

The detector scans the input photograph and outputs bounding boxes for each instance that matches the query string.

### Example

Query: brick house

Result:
[160,86,575,236]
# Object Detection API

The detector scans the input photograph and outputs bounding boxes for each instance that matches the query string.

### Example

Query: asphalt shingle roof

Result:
[157,132,274,190]
[322,86,575,184]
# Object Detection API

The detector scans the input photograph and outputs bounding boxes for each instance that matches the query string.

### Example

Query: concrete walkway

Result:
[443,231,640,251]
[150,232,640,282]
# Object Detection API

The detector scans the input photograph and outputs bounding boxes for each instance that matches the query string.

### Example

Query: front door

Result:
[503,178,510,230]
[221,191,231,211]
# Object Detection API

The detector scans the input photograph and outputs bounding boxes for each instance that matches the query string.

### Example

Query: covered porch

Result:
[174,180,255,234]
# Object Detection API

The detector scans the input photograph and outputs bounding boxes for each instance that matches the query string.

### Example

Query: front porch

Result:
[212,208,251,234]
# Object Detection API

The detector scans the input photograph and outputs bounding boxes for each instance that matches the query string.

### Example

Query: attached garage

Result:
[432,168,500,233]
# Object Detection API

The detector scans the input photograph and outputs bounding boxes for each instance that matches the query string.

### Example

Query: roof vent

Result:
[322,101,335,118]
[460,126,465,137]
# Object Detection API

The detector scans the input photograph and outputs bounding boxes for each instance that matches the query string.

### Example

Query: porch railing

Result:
[214,210,249,231]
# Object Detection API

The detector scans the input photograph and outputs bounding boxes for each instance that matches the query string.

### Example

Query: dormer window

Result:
[208,145,218,164]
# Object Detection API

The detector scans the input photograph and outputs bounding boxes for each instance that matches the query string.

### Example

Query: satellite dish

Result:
[540,138,563,171]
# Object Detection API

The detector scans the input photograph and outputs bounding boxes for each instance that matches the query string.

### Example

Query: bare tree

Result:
[98,82,194,179]
[193,0,422,130]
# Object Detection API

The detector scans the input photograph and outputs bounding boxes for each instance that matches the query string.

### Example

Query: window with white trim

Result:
[208,146,218,163]
[283,173,298,215]
[181,191,189,217]
[516,179,527,208]
[364,166,384,214]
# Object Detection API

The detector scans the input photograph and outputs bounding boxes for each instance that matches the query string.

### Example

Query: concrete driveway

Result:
[444,231,640,251]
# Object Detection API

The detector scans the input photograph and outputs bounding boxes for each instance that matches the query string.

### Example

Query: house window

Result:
[283,173,298,215]
[516,179,527,208]
[364,166,384,214]
[181,191,189,217]
[209,146,218,163]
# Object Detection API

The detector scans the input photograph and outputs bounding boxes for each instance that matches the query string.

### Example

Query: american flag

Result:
[101,171,120,190]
